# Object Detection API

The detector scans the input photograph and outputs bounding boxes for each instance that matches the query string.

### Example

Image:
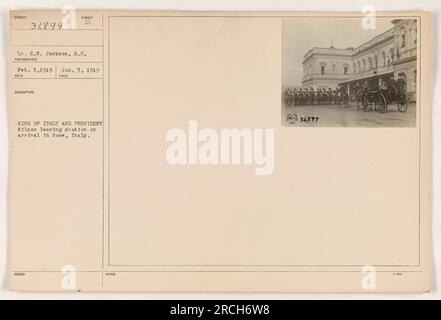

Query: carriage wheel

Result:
[397,95,408,112]
[376,93,387,113]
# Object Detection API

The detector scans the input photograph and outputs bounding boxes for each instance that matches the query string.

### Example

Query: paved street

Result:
[283,102,416,127]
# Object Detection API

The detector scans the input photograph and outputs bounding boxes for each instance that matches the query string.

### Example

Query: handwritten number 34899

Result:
[30,22,63,30]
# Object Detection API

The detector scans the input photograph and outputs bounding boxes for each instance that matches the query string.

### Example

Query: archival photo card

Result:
[8,11,431,292]
[282,17,419,127]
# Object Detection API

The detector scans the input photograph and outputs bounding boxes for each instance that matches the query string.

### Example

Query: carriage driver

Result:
[387,76,397,95]
[396,73,407,97]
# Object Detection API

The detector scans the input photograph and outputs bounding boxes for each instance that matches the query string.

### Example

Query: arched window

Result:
[389,48,394,63]
[357,61,361,73]
[344,65,348,75]
[362,59,366,71]
[374,55,378,69]
[368,57,373,70]
[382,51,386,66]
[400,27,406,48]
[321,65,325,75]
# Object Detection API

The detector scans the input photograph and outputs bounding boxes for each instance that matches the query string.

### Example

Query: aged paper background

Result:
[7,10,432,292]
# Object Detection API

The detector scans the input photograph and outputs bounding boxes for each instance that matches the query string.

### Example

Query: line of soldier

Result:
[283,86,347,106]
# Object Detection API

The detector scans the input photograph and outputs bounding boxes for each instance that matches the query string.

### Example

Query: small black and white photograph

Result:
[282,17,418,127]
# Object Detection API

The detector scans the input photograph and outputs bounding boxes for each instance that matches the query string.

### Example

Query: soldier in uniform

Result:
[337,85,348,107]
[298,88,304,105]
[309,88,315,105]
[320,88,325,104]
[334,87,340,104]
[293,88,299,106]
[327,88,333,104]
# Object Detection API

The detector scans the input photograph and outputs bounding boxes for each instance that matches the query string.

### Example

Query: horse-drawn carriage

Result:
[356,86,409,113]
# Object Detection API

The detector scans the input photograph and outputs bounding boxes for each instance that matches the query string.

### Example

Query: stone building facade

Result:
[301,19,417,101]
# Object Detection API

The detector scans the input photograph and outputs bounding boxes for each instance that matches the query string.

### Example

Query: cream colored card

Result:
[9,10,432,292]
